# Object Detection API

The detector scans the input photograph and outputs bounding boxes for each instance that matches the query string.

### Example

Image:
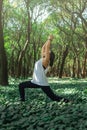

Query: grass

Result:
[0,77,87,130]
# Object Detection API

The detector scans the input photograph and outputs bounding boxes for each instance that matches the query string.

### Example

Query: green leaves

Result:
[0,78,87,129]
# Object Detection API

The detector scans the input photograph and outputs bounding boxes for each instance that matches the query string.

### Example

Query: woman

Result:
[19,35,69,102]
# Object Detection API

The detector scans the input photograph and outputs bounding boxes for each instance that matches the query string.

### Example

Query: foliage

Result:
[0,78,87,129]
[1,0,87,79]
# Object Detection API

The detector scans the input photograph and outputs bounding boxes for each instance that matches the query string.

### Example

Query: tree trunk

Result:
[82,51,87,78]
[33,42,36,64]
[82,36,87,78]
[72,57,76,78]
[17,0,31,77]
[59,46,69,78]
[57,54,61,76]
[10,51,15,77]
[77,59,81,78]
[0,0,8,85]
[17,40,29,77]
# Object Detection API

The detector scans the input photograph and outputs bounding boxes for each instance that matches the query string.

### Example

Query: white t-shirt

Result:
[31,59,49,86]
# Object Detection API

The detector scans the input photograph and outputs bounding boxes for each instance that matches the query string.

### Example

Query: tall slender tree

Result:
[17,0,31,77]
[0,0,8,85]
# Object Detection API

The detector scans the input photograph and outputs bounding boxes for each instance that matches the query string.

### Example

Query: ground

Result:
[0,77,87,130]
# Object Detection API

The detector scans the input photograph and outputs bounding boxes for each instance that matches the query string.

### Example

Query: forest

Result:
[0,0,87,130]
[0,0,87,85]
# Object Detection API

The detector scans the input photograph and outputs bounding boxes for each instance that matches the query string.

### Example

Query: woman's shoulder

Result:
[35,58,42,65]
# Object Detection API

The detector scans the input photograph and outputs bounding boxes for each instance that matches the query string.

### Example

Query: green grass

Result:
[0,78,87,130]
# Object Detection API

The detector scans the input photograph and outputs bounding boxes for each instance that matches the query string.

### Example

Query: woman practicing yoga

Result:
[19,35,69,102]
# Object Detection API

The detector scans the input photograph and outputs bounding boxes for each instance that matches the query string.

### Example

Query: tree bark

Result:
[72,57,76,78]
[77,59,81,78]
[0,0,8,85]
[17,40,29,77]
[59,46,69,78]
[82,51,87,78]
[82,36,87,78]
[17,0,31,77]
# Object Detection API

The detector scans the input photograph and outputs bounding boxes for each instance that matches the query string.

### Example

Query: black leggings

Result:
[19,81,68,102]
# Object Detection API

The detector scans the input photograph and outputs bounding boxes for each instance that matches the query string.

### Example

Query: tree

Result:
[0,0,8,85]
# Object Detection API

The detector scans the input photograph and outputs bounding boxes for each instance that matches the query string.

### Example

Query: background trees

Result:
[0,0,87,85]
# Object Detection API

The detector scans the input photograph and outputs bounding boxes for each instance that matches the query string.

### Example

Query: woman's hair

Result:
[49,51,55,67]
